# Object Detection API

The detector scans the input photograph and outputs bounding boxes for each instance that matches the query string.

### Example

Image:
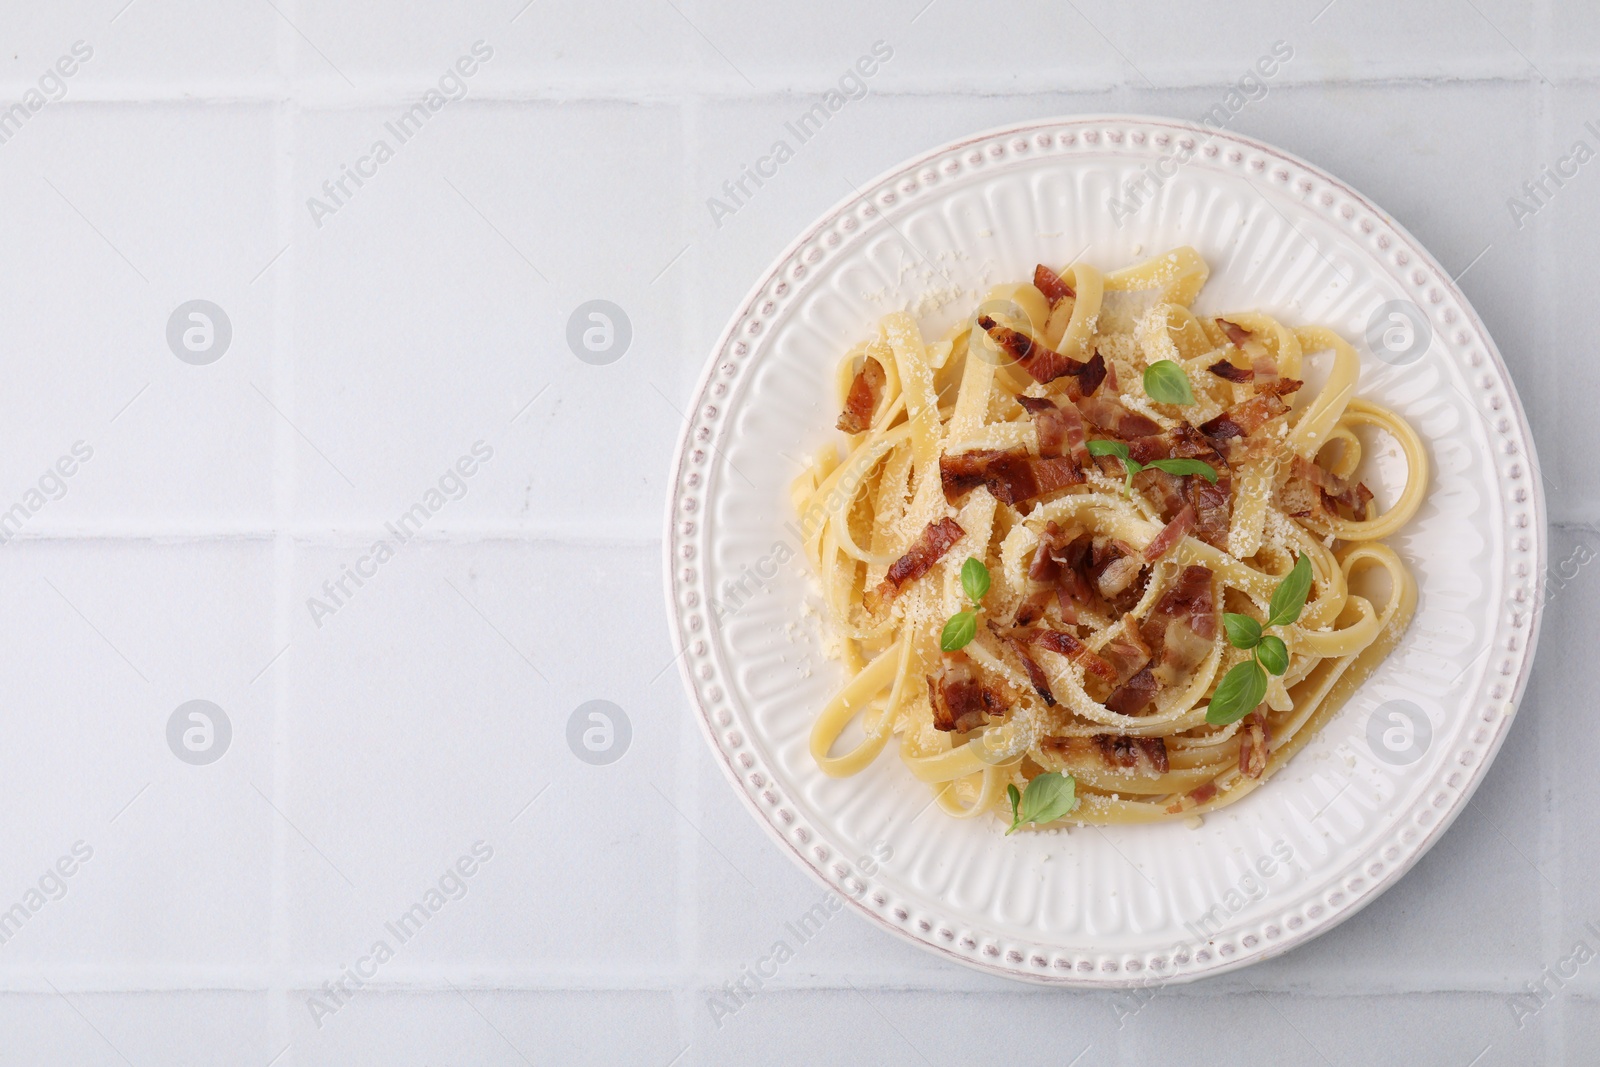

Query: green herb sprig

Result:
[1143,360,1197,405]
[1086,439,1219,498]
[1204,554,1313,726]
[939,557,990,652]
[1006,771,1078,834]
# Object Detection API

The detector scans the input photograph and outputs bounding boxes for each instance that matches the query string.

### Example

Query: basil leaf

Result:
[1267,553,1313,628]
[1205,660,1268,726]
[1006,783,1022,835]
[1148,457,1219,484]
[940,611,977,651]
[1017,771,1077,828]
[960,557,990,603]
[1087,439,1130,461]
[1256,635,1289,676]
[1222,612,1262,650]
[1143,360,1196,405]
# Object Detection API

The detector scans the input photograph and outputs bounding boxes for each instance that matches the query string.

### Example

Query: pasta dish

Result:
[792,248,1427,828]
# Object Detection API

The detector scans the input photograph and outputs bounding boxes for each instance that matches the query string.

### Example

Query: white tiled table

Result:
[0,2,1590,1063]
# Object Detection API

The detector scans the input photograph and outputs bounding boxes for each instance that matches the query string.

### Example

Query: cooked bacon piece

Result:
[1052,528,1101,616]
[1216,317,1253,348]
[1140,565,1217,687]
[938,449,1084,507]
[1040,733,1170,774]
[995,625,1056,707]
[1239,710,1270,779]
[836,355,886,434]
[1016,395,1067,457]
[928,651,1003,733]
[1124,427,1232,548]
[1033,263,1076,306]
[1138,466,1191,520]
[1014,521,1079,626]
[1125,423,1227,467]
[1089,537,1144,602]
[1143,504,1196,562]
[1105,665,1158,715]
[1055,397,1090,464]
[1207,358,1253,384]
[1018,394,1093,467]
[866,518,963,611]
[1285,455,1374,519]
[1077,394,1161,439]
[1095,733,1170,775]
[975,316,1107,394]
[1027,627,1118,685]
[1166,780,1218,814]
[1200,393,1291,444]
[1185,477,1232,551]
[1101,613,1153,685]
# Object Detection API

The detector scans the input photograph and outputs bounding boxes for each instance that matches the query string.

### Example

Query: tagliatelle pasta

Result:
[791,248,1427,827]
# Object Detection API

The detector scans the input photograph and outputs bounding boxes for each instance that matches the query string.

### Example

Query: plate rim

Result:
[662,112,1547,987]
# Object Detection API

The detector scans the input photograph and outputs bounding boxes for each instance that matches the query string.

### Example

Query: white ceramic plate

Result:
[663,115,1544,986]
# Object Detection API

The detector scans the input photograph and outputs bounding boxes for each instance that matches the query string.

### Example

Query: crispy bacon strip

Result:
[1026,628,1118,685]
[994,624,1056,707]
[836,355,886,434]
[1166,780,1218,814]
[1015,521,1079,626]
[939,449,1084,507]
[1077,394,1161,439]
[1125,424,1226,467]
[1284,455,1374,519]
[1017,396,1091,465]
[1186,477,1232,551]
[1095,733,1170,775]
[975,316,1107,394]
[1089,537,1145,601]
[928,651,1002,733]
[1040,734,1169,775]
[1199,393,1291,444]
[1015,395,1067,457]
[866,518,963,611]
[1124,427,1232,549]
[1142,504,1196,562]
[1207,358,1253,384]
[1105,665,1158,715]
[1239,710,1270,779]
[1101,613,1153,685]
[1033,263,1076,306]
[1216,317,1252,348]
[1141,565,1217,688]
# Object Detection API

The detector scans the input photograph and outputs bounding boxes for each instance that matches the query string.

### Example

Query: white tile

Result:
[1119,991,1545,1064]
[1547,524,1600,933]
[284,989,680,1067]
[0,102,281,533]
[0,540,276,969]
[289,101,690,537]
[0,991,276,1065]
[0,3,281,96]
[282,541,685,970]
[289,0,696,95]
